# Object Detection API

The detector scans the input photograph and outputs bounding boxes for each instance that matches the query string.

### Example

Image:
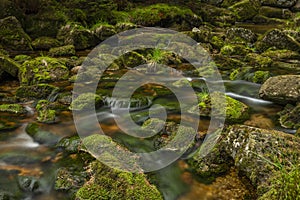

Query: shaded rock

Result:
[57,24,97,50]
[244,53,273,69]
[258,6,293,19]
[261,0,297,8]
[256,29,300,52]
[16,84,59,101]
[278,103,300,129]
[0,54,20,79]
[252,14,289,25]
[188,125,300,197]
[0,117,20,131]
[225,27,257,44]
[92,24,116,42]
[229,0,261,21]
[261,49,300,60]
[32,37,61,50]
[259,75,300,104]
[18,57,69,85]
[0,16,32,51]
[49,45,76,57]
[183,26,211,43]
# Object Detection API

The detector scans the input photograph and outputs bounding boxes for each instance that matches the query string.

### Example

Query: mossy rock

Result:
[14,54,31,64]
[0,53,20,79]
[25,122,60,145]
[258,6,293,19]
[57,23,97,50]
[261,49,300,60]
[130,4,202,30]
[92,24,116,42]
[256,29,300,52]
[220,44,251,56]
[0,104,26,114]
[183,26,212,43]
[0,16,32,51]
[278,104,300,129]
[212,54,246,70]
[75,160,163,200]
[56,135,81,153]
[49,45,76,57]
[261,0,298,8]
[18,56,69,85]
[244,53,273,69]
[115,22,137,33]
[225,27,257,44]
[32,37,61,50]
[209,34,225,50]
[0,117,20,131]
[252,70,271,83]
[70,93,103,111]
[252,15,289,25]
[35,100,56,123]
[189,92,250,123]
[229,67,271,83]
[229,0,261,21]
[115,51,147,69]
[16,84,59,101]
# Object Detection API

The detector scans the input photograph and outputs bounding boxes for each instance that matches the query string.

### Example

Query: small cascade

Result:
[104,97,152,111]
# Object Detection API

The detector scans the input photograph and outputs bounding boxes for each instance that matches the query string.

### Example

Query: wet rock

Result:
[188,125,300,197]
[0,104,26,114]
[25,123,59,146]
[0,54,20,79]
[225,27,257,44]
[278,103,300,129]
[35,100,56,123]
[259,75,300,104]
[261,0,298,8]
[57,24,97,50]
[18,56,69,85]
[0,16,32,51]
[32,37,61,50]
[16,84,59,101]
[189,92,250,123]
[256,29,300,52]
[70,93,103,111]
[130,4,202,30]
[0,151,41,165]
[49,45,76,57]
[229,0,261,21]
[18,176,40,193]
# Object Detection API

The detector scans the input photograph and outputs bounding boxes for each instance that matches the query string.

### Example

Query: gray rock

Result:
[259,75,300,104]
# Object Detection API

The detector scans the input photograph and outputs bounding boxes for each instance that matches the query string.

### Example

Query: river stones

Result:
[259,75,300,104]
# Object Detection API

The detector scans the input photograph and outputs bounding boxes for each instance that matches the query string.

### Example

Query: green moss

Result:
[244,53,273,69]
[14,55,31,64]
[49,45,76,57]
[75,161,163,200]
[70,93,103,111]
[229,0,260,21]
[16,84,59,101]
[261,49,300,60]
[19,56,69,85]
[220,44,251,56]
[32,37,61,50]
[252,71,271,83]
[0,53,20,78]
[35,100,56,123]
[210,35,224,50]
[0,104,26,114]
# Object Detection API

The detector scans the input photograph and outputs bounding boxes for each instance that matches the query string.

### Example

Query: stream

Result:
[0,75,295,199]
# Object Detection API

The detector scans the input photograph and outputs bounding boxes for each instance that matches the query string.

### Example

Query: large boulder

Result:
[261,0,298,8]
[0,16,32,51]
[259,75,300,104]
[188,125,300,198]
[18,56,69,85]
[256,29,300,52]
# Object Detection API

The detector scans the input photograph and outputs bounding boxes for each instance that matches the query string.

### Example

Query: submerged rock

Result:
[18,56,69,85]
[259,75,300,104]
[0,16,32,51]
[188,125,300,198]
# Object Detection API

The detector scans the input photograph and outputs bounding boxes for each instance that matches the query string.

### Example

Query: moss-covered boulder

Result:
[259,75,300,104]
[225,27,257,44]
[244,53,273,69]
[261,49,300,60]
[16,84,59,101]
[229,0,261,21]
[75,161,163,200]
[252,70,271,83]
[252,14,289,25]
[188,125,300,197]
[18,57,69,85]
[49,45,76,57]
[0,16,32,51]
[57,24,96,50]
[258,6,293,19]
[278,103,300,129]
[115,51,147,69]
[261,0,298,8]
[256,29,300,52]
[32,37,61,50]
[70,93,103,111]
[92,24,116,42]
[220,44,251,56]
[189,92,250,123]
[130,4,202,30]
[0,104,26,114]
[35,100,56,123]
[0,53,20,79]
[25,122,60,145]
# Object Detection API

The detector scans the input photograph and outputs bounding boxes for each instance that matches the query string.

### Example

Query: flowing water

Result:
[0,77,295,199]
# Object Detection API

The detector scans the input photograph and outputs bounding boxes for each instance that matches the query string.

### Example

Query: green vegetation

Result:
[70,93,103,110]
